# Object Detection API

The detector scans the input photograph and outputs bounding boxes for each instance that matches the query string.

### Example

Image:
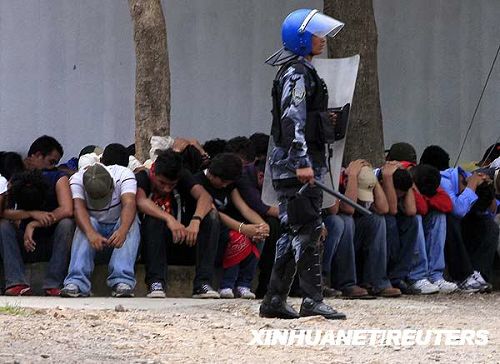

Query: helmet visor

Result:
[301,11,344,38]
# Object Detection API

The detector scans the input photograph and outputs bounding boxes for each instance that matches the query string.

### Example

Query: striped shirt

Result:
[70,164,137,223]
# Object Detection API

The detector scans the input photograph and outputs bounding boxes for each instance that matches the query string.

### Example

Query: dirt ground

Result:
[0,293,499,363]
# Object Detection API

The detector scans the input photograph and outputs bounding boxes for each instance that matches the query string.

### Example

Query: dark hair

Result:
[420,145,450,171]
[78,145,100,158]
[386,142,417,164]
[101,143,129,167]
[393,168,413,192]
[225,136,255,163]
[208,153,242,181]
[126,144,136,157]
[203,138,227,159]
[28,135,64,158]
[9,170,48,210]
[249,133,270,160]
[154,150,183,180]
[411,164,441,197]
[0,152,25,180]
[254,158,266,174]
[180,145,204,174]
[471,181,495,212]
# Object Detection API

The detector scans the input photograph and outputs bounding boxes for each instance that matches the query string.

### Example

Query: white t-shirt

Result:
[0,175,7,195]
[70,164,137,223]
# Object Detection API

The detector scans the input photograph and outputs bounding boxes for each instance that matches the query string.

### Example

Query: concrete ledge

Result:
[1,259,499,296]
[4,263,196,297]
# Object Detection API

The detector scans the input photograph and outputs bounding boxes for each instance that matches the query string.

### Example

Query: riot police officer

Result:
[259,9,346,319]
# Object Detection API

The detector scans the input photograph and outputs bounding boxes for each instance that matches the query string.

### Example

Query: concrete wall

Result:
[163,0,321,145]
[0,0,498,163]
[374,0,500,163]
[0,0,135,160]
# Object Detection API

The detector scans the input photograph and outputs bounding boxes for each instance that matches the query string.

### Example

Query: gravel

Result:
[0,293,498,363]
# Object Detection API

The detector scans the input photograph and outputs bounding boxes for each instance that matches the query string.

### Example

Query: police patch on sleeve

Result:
[291,78,306,106]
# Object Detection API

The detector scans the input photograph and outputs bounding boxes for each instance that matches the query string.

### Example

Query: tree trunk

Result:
[128,0,170,161]
[324,0,384,166]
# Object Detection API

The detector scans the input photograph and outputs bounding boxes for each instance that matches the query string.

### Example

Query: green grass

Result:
[0,303,27,316]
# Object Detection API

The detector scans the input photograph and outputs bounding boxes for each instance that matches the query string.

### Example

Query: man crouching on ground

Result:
[61,161,140,297]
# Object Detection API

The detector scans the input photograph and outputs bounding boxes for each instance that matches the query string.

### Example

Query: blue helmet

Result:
[281,9,344,57]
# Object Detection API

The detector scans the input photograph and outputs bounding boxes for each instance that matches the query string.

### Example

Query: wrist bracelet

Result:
[238,222,244,234]
[191,215,202,222]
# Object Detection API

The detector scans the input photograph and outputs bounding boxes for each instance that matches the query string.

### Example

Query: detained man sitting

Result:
[61,162,140,297]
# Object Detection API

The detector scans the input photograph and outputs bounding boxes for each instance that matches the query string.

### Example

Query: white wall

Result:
[374,0,500,163]
[163,0,322,143]
[0,0,498,164]
[0,0,135,160]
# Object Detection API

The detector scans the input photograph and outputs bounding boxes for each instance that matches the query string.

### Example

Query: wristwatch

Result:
[191,215,202,222]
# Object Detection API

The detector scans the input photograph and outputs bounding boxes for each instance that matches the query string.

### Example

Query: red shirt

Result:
[414,187,452,215]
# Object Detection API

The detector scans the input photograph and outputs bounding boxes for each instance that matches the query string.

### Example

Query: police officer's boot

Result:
[299,297,346,320]
[260,253,299,319]
[296,226,346,320]
[259,295,299,319]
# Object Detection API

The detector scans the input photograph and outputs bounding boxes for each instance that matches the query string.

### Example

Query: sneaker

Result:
[192,284,220,299]
[235,286,255,299]
[408,279,439,295]
[391,280,411,294]
[458,274,481,293]
[472,271,493,293]
[219,288,235,299]
[432,279,458,294]
[147,282,166,298]
[112,283,134,297]
[44,288,61,297]
[61,283,88,298]
[5,284,32,296]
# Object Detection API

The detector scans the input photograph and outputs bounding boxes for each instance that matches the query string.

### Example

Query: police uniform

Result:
[260,9,346,320]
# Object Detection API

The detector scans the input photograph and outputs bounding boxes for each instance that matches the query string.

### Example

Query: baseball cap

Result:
[478,143,500,166]
[357,166,377,202]
[83,163,114,209]
[490,156,500,169]
[386,142,417,164]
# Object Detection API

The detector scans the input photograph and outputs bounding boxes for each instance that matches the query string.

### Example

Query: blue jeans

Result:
[322,214,345,275]
[0,218,74,289]
[330,215,357,290]
[408,212,446,283]
[386,214,419,285]
[221,253,258,289]
[354,213,391,291]
[63,216,140,295]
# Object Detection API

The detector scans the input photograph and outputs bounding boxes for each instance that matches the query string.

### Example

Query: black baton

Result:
[288,167,372,216]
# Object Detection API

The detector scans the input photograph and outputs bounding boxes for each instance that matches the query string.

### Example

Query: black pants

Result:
[255,216,281,298]
[141,210,220,290]
[445,214,499,281]
[265,183,324,303]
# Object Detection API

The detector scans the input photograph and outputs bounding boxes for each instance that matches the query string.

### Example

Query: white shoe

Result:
[146,282,166,298]
[192,284,220,299]
[236,286,256,299]
[459,274,481,293]
[472,271,492,292]
[409,279,439,295]
[432,279,458,293]
[219,288,235,299]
